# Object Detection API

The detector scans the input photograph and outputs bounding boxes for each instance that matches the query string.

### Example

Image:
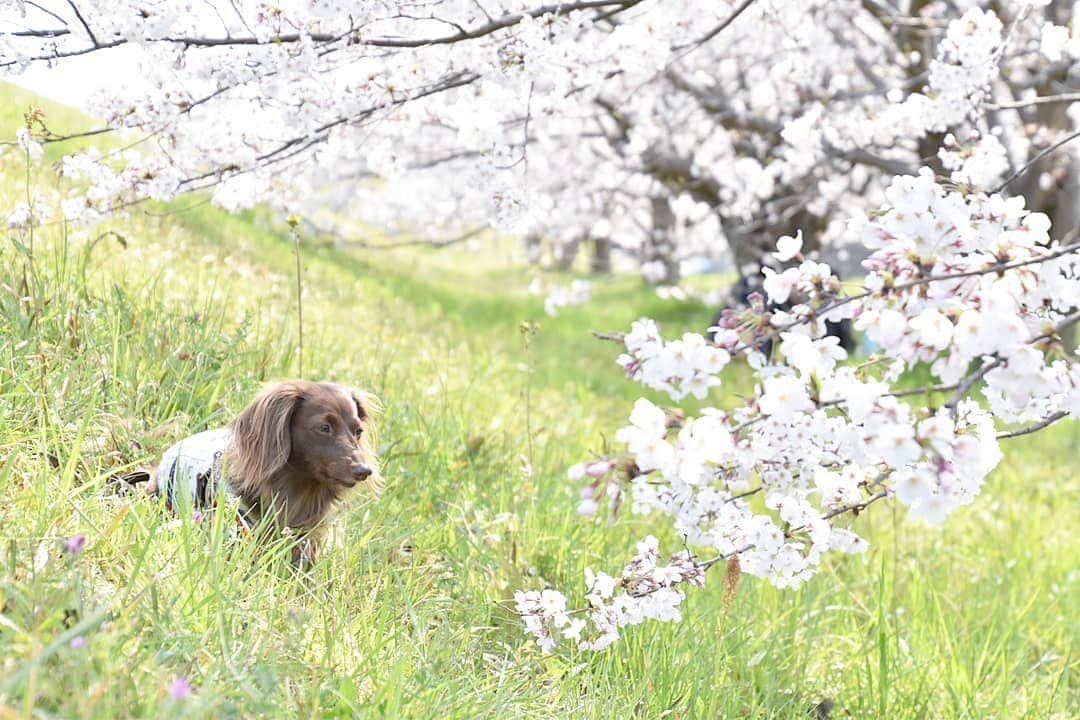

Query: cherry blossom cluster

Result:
[616,319,730,401]
[533,279,592,317]
[517,172,1078,652]
[937,131,1010,189]
[514,536,703,652]
[853,170,1080,419]
[1039,15,1080,62]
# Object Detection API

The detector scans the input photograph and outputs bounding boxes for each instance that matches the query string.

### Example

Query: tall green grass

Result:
[0,87,1075,718]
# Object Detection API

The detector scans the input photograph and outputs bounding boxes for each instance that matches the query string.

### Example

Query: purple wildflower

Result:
[169,677,192,700]
[67,535,86,554]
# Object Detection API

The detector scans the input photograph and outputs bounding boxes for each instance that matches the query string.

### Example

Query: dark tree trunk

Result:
[555,235,581,272]
[648,196,680,284]
[590,236,612,274]
[523,232,543,265]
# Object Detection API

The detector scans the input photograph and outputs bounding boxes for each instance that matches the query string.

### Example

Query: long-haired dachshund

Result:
[147,380,382,562]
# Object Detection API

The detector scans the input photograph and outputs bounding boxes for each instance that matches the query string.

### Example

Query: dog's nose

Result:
[351,464,373,480]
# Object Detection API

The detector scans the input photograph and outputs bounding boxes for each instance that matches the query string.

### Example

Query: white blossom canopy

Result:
[3,1,1077,277]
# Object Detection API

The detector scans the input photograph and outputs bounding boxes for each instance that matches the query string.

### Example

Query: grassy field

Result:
[0,85,1076,719]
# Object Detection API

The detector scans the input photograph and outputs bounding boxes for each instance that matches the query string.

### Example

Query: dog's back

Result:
[151,428,234,510]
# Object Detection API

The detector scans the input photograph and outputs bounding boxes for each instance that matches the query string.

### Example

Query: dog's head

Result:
[228,380,382,496]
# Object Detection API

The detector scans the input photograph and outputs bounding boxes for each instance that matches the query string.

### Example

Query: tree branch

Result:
[671,0,758,54]
[987,92,1080,110]
[995,128,1080,192]
[2,0,645,67]
[65,0,98,46]
[996,410,1070,439]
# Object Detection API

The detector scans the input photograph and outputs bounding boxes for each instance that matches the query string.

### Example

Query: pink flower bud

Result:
[584,460,613,478]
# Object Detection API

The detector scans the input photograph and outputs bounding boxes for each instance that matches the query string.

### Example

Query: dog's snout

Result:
[351,463,373,480]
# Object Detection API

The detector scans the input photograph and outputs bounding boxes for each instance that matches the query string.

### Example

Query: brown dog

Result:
[148,380,382,561]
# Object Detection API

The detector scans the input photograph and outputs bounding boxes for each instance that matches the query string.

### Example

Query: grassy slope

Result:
[0,84,1076,719]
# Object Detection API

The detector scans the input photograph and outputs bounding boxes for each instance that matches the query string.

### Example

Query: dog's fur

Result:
[149,380,382,561]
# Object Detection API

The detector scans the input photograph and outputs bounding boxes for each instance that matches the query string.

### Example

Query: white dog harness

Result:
[156,428,236,511]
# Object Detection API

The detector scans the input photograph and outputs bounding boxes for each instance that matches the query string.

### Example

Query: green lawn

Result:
[0,86,1076,719]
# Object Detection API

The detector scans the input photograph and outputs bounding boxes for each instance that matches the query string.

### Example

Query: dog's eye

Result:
[353,427,364,438]
[318,423,332,434]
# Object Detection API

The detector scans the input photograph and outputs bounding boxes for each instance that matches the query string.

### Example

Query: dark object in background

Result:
[807,697,835,719]
[709,273,854,356]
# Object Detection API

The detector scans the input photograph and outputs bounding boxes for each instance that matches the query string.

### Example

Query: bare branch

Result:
[996,411,1070,439]
[987,92,1080,110]
[824,142,916,176]
[817,490,888,523]
[6,28,71,38]
[947,357,1000,416]
[995,128,1080,192]
[672,0,758,54]
[65,0,98,46]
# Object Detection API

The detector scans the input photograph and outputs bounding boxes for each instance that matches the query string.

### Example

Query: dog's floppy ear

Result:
[350,387,383,491]
[229,380,306,493]
[350,388,381,425]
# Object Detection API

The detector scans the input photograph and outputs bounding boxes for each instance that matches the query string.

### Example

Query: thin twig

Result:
[724,486,763,504]
[996,410,1069,439]
[290,220,305,379]
[66,0,98,46]
[995,128,1080,192]
[819,490,889,523]
[672,0,757,53]
[987,92,1080,110]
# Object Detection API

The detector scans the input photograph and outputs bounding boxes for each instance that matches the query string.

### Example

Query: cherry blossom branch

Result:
[731,240,1080,354]
[506,542,747,616]
[995,128,1080,192]
[817,490,889,523]
[987,92,1080,110]
[671,0,757,54]
[356,0,646,48]
[823,140,916,176]
[513,473,898,643]
[7,28,71,38]
[178,70,481,191]
[592,240,1080,359]
[695,546,751,570]
[947,358,1000,414]
[65,0,99,46]
[0,38,126,66]
[1,0,645,67]
[996,411,1070,439]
